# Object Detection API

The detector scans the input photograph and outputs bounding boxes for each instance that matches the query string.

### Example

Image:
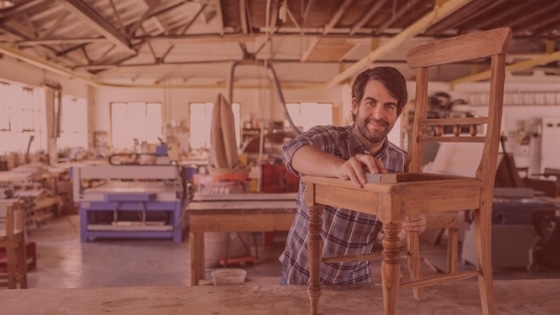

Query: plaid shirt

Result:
[280,124,407,285]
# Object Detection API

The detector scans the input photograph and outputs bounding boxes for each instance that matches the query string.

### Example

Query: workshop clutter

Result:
[194,167,249,195]
[261,162,299,193]
[193,162,300,194]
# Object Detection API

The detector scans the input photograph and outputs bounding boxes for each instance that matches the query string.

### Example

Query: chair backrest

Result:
[405,27,512,193]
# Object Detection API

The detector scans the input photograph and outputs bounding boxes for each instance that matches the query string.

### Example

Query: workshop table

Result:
[187,193,297,286]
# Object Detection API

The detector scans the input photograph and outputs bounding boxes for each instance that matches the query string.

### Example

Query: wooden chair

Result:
[302,27,511,315]
[0,200,28,289]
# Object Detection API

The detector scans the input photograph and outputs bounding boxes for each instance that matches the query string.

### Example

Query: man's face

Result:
[351,80,399,145]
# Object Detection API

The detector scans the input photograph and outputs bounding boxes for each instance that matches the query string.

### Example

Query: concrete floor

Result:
[22,215,560,289]
[25,215,285,288]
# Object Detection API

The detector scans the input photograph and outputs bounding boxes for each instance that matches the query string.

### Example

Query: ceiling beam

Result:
[350,0,388,35]
[214,0,224,36]
[40,11,72,39]
[239,0,248,34]
[0,0,50,24]
[326,0,472,88]
[0,42,99,85]
[175,3,207,35]
[300,37,319,62]
[302,0,315,23]
[375,0,423,35]
[300,0,354,63]
[61,0,135,54]
[451,51,560,87]
[424,0,489,35]
[127,1,188,36]
[460,0,537,33]
[9,37,108,46]
[519,10,560,35]
[108,0,124,31]
[506,1,560,31]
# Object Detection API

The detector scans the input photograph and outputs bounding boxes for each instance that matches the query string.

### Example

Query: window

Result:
[189,102,240,151]
[0,82,47,154]
[58,95,88,149]
[111,102,162,149]
[285,102,333,131]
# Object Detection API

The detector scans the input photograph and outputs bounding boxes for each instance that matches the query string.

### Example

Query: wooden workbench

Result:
[1,279,558,314]
[187,193,297,286]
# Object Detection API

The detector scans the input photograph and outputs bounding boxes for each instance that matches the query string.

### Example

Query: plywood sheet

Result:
[1,279,558,314]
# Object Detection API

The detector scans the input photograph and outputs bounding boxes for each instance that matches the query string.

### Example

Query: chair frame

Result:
[302,27,512,315]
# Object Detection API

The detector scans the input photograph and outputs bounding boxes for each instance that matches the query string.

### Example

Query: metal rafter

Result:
[424,0,489,35]
[14,37,107,46]
[214,0,224,36]
[326,0,471,88]
[127,1,189,36]
[350,0,388,35]
[375,0,423,35]
[460,0,538,33]
[302,0,315,23]
[40,11,71,39]
[173,3,207,35]
[0,0,50,24]
[300,0,354,62]
[108,0,125,31]
[240,0,248,34]
[452,50,560,86]
[501,1,560,32]
[61,0,135,54]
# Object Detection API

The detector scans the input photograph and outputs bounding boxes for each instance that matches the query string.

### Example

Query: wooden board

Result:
[0,279,558,314]
[366,173,397,184]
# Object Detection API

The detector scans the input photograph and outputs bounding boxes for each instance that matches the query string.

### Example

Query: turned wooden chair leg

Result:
[406,231,425,300]
[382,222,402,315]
[307,204,323,315]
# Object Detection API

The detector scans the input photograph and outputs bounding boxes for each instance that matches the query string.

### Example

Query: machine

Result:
[72,165,186,243]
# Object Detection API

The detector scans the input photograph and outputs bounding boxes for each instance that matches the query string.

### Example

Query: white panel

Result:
[423,142,484,177]
[541,117,560,171]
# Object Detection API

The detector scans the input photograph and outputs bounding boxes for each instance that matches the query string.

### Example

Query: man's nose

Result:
[371,105,387,120]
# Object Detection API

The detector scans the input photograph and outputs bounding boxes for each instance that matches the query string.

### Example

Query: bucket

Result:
[211,268,247,285]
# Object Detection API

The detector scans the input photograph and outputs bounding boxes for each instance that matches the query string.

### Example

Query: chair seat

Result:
[305,174,481,218]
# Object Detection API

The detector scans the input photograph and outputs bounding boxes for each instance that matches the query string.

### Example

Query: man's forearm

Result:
[291,145,344,178]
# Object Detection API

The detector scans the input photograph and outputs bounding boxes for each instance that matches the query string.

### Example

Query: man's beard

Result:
[356,117,390,144]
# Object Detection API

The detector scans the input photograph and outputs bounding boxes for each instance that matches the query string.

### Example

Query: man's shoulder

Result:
[386,141,408,156]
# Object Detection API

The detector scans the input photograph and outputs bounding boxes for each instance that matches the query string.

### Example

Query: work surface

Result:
[2,279,558,314]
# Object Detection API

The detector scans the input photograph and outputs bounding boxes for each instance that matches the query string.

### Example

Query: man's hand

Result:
[399,214,427,241]
[336,154,386,187]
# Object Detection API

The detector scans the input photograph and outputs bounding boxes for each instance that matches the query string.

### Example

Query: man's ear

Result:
[351,98,358,115]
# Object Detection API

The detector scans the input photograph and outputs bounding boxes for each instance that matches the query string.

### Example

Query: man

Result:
[279,66,426,285]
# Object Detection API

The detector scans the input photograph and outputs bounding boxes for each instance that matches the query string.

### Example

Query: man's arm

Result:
[291,145,386,188]
[291,145,344,178]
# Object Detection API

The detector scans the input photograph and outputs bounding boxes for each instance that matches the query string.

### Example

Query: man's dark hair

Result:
[351,67,408,121]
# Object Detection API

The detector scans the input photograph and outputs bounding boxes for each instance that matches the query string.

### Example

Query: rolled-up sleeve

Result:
[281,132,313,175]
[281,125,343,175]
